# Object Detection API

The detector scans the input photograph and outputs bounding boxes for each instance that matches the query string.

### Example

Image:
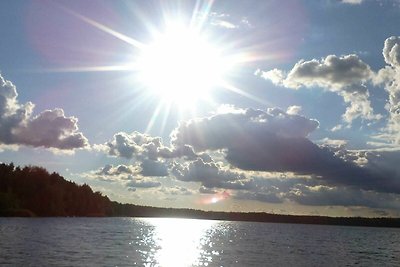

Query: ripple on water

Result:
[0,218,400,266]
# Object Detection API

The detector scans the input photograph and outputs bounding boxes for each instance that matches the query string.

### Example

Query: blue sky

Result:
[1,0,400,217]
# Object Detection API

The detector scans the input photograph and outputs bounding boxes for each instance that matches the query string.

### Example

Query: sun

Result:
[137,23,231,105]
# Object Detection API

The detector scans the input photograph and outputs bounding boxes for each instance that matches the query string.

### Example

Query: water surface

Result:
[1,217,399,266]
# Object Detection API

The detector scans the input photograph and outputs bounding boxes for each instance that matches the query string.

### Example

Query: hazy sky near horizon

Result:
[2,0,400,217]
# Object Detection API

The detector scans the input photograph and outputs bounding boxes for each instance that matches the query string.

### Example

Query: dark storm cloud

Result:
[0,74,88,150]
[171,107,400,194]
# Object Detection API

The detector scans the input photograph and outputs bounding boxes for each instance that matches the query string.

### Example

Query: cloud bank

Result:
[89,105,400,212]
[171,107,400,194]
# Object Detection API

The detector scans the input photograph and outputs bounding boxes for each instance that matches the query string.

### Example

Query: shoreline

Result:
[2,207,400,228]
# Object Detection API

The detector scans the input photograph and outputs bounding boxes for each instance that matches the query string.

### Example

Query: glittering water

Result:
[1,217,400,266]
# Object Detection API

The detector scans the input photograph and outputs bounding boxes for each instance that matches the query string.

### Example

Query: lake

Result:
[1,217,399,266]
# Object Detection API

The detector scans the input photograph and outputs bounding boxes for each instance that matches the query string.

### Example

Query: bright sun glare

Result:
[137,23,231,104]
[147,218,216,266]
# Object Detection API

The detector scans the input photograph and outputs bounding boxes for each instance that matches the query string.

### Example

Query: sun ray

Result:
[58,4,145,49]
[35,1,275,125]
[25,65,139,73]
[190,0,215,31]
[145,101,165,134]
[160,103,175,137]
[220,80,270,106]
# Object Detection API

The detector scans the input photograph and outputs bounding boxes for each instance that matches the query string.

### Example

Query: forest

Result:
[1,163,400,228]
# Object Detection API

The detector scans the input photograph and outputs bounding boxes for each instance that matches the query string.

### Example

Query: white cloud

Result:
[200,12,252,30]
[257,54,382,124]
[383,36,400,67]
[286,105,302,115]
[0,74,88,150]
[105,131,196,160]
[211,20,237,29]
[373,36,400,144]
[341,0,364,4]
[318,137,348,147]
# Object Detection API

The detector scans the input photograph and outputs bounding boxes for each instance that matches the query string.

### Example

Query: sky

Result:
[1,0,400,217]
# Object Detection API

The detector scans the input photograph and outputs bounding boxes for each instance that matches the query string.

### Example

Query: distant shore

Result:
[1,163,400,228]
[3,205,400,229]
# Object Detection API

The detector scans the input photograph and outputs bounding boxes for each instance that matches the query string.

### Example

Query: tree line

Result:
[0,163,113,216]
[1,162,400,228]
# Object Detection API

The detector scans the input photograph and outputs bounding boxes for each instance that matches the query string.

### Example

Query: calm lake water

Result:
[0,217,400,266]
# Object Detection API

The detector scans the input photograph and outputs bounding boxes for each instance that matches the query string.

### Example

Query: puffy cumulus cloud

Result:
[106,132,148,159]
[286,55,372,89]
[171,158,251,190]
[106,131,196,160]
[15,109,88,149]
[80,164,138,182]
[340,85,380,123]
[94,160,169,179]
[84,162,168,189]
[257,54,381,124]
[172,107,319,151]
[96,164,136,176]
[171,107,400,194]
[374,36,400,144]
[0,74,88,150]
[383,36,400,67]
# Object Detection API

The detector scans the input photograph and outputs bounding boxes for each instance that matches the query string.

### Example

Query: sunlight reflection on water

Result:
[142,218,216,267]
[1,218,399,266]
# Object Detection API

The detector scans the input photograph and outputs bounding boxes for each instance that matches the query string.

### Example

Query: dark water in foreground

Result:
[0,218,399,266]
